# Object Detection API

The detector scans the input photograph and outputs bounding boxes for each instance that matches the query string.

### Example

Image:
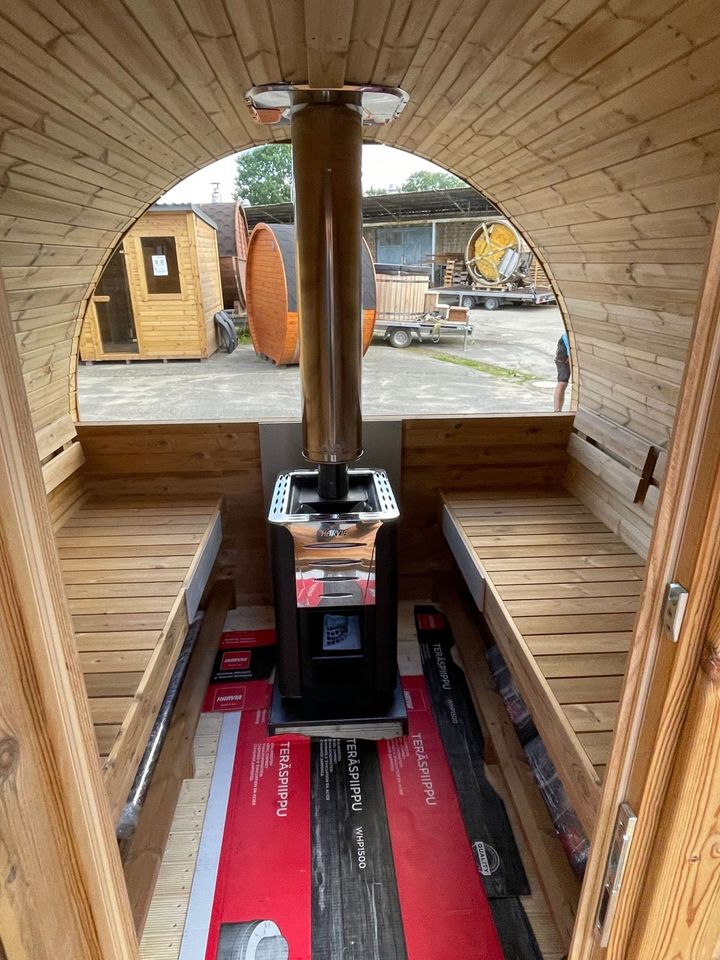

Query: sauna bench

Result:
[441,491,645,835]
[55,494,222,822]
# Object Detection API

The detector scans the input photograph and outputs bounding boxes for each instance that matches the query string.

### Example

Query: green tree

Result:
[399,170,464,192]
[233,145,293,205]
[364,184,392,196]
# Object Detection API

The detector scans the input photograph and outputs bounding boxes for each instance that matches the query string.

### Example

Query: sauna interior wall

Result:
[0,0,718,538]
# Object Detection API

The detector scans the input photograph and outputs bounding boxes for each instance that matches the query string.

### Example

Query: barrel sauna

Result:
[246,222,376,365]
[375,264,430,322]
[198,201,250,309]
[465,218,532,288]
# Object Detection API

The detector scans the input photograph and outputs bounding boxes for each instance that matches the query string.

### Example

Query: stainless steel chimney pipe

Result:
[244,84,408,468]
[291,92,364,465]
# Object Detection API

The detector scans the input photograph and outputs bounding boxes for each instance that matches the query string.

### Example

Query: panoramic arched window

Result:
[76,145,568,423]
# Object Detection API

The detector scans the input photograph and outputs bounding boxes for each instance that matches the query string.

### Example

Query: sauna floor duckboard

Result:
[141,604,561,960]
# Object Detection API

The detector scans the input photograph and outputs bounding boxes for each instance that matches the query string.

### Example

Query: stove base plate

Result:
[268,672,408,740]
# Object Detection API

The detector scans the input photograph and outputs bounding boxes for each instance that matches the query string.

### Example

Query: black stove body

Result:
[269,467,399,717]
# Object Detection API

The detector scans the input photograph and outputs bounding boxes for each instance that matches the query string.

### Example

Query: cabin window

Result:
[140,236,181,295]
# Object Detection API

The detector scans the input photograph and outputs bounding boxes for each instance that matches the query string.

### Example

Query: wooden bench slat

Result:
[564,702,618,733]
[514,612,638,635]
[75,632,161,652]
[42,441,85,494]
[549,676,625,704]
[500,580,642,600]
[462,520,608,533]
[59,544,201,558]
[577,731,615,765]
[505,596,641,616]
[536,652,629,678]
[483,553,643,571]
[490,566,644,585]
[65,581,184,599]
[475,542,636,558]
[85,674,146,698]
[79,651,153,673]
[61,555,195,570]
[35,413,77,462]
[470,532,620,547]
[62,568,190,584]
[526,633,633,655]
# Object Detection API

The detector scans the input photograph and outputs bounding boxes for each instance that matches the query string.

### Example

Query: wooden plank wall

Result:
[76,422,268,602]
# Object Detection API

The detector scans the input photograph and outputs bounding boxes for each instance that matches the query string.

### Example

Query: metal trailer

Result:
[374,313,473,349]
[431,285,556,310]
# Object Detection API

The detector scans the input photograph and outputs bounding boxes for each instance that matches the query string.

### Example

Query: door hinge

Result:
[663,581,689,643]
[595,803,637,947]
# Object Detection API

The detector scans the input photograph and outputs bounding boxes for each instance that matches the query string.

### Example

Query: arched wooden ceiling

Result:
[1,0,718,450]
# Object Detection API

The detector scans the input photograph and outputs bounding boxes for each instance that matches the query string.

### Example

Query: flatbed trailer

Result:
[374,314,473,348]
[432,285,556,310]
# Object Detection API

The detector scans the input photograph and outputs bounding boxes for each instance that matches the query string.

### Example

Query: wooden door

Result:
[571,193,720,959]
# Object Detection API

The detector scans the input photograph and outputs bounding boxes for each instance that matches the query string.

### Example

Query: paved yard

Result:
[77,305,565,421]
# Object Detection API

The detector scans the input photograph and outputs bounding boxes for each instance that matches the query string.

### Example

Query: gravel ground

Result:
[77,304,565,421]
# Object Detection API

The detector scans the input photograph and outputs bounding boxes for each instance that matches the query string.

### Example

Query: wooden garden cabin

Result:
[0,3,720,960]
[79,204,223,362]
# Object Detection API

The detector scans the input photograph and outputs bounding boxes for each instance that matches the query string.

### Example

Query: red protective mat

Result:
[204,677,503,960]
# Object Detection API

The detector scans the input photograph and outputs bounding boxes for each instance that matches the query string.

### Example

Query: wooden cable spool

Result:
[198,201,250,309]
[246,222,377,365]
[465,218,530,288]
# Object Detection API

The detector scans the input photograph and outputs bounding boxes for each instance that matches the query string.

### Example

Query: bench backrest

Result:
[38,415,87,529]
[565,408,666,558]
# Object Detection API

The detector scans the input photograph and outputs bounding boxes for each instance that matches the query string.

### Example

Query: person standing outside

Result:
[554,331,571,411]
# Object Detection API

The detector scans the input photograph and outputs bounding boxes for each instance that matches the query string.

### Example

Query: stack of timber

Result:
[245,223,377,365]
[198,201,250,311]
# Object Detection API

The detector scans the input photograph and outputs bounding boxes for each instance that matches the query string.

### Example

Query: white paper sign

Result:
[151,254,168,276]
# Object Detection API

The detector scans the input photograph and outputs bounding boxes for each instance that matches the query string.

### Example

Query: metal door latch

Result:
[663,582,689,643]
[596,803,638,947]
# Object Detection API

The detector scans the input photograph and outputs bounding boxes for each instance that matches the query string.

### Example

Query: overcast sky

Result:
[161,144,453,205]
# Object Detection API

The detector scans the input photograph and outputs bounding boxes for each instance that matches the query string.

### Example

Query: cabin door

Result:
[94,245,138,354]
[572,194,720,960]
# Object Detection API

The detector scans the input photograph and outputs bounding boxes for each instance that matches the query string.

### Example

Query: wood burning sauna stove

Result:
[246,83,409,735]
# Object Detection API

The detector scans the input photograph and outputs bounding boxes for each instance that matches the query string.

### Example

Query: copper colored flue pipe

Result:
[291,93,364,466]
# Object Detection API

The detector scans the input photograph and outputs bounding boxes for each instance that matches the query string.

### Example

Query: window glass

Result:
[141,236,181,294]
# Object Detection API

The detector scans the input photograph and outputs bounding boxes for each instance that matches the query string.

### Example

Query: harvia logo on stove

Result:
[318,527,347,538]
[473,841,501,876]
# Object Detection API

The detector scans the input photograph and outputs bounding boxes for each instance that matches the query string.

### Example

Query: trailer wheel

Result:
[388,328,413,348]
[483,297,500,311]
[461,295,476,309]
[216,921,289,960]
